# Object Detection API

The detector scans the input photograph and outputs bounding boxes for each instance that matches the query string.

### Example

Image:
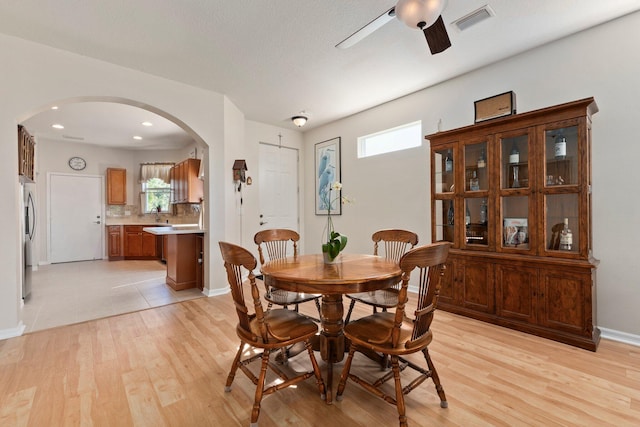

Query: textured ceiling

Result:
[4,1,640,148]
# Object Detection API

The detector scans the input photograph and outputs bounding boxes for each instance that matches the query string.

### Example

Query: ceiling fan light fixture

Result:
[292,115,308,127]
[395,0,446,29]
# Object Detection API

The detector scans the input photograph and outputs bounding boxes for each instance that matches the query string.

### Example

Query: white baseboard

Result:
[599,327,640,347]
[0,321,26,341]
[202,287,229,297]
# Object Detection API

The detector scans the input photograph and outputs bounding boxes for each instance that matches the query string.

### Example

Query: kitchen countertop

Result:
[142,225,206,235]
[105,216,199,226]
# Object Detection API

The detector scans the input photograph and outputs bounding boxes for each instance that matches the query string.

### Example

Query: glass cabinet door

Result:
[501,196,530,250]
[501,134,529,189]
[464,142,488,191]
[545,194,579,253]
[464,197,489,246]
[433,147,455,194]
[544,125,578,186]
[434,199,455,243]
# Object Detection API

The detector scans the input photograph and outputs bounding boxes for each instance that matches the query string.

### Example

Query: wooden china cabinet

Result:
[427,97,600,351]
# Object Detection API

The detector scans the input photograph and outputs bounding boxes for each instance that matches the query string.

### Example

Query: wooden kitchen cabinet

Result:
[106,168,127,205]
[195,235,204,290]
[123,225,158,259]
[18,125,35,182]
[107,225,124,260]
[427,98,599,350]
[170,158,202,204]
[166,233,198,290]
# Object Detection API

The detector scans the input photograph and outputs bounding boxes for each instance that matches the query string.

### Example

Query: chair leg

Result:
[380,354,390,371]
[336,346,356,400]
[423,348,447,408]
[314,298,322,321]
[225,342,245,392]
[344,299,357,324]
[391,355,408,427]
[250,349,271,426]
[305,340,326,400]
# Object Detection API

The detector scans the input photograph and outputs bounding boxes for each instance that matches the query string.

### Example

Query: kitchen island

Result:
[143,226,206,291]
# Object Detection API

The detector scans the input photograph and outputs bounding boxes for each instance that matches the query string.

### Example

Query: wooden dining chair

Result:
[254,229,322,321]
[344,229,418,324]
[336,242,450,427]
[219,241,326,427]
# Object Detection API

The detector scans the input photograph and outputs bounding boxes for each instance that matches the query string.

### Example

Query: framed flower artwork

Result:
[315,137,341,215]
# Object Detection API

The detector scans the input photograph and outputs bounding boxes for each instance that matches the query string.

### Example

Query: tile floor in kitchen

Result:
[20,259,204,333]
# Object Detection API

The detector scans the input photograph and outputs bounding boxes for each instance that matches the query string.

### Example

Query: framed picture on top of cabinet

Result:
[315,137,341,215]
[474,91,516,123]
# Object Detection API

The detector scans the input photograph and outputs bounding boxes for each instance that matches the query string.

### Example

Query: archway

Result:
[18,96,211,331]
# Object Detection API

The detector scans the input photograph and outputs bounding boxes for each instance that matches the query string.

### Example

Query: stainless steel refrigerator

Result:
[22,181,36,301]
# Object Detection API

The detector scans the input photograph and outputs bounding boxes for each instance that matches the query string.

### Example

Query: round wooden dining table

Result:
[261,253,401,403]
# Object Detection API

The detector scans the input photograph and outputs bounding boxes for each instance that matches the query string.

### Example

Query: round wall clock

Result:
[68,156,86,171]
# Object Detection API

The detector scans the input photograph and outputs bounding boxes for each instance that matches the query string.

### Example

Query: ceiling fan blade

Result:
[336,7,395,49]
[423,15,451,54]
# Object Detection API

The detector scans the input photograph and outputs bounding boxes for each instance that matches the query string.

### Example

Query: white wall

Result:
[0,34,233,335]
[303,11,640,337]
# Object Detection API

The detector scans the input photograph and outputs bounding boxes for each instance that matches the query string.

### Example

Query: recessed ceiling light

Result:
[51,106,59,110]
[133,136,143,140]
[141,121,153,127]
[52,124,64,129]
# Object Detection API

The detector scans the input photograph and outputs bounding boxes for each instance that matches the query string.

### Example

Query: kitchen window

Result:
[142,178,171,213]
[140,163,173,213]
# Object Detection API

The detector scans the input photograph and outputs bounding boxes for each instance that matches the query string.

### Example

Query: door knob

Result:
[93,220,101,224]
[260,221,268,225]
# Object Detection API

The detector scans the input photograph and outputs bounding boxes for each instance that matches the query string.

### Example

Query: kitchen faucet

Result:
[151,207,161,222]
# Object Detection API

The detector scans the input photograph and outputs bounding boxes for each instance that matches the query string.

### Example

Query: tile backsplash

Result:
[106,203,200,224]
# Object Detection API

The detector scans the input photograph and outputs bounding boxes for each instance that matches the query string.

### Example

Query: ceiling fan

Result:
[336,0,451,54]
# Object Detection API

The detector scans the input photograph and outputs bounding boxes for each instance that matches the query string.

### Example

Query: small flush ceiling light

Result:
[51,106,59,110]
[51,124,64,129]
[292,115,308,127]
[133,136,143,140]
[141,121,153,127]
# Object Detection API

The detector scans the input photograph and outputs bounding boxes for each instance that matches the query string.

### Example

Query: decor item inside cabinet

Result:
[106,168,126,205]
[427,97,599,351]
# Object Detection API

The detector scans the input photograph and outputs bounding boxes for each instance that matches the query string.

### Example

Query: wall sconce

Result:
[292,115,308,127]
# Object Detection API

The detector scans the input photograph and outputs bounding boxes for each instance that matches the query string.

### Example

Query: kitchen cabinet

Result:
[123,225,158,259]
[427,97,599,351]
[171,158,202,204]
[107,225,124,260]
[18,125,35,182]
[106,168,127,205]
[195,235,204,290]
[166,233,198,290]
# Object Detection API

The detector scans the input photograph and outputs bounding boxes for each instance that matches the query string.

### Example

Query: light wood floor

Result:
[2,293,639,426]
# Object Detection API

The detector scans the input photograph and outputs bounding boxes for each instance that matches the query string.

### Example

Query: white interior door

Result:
[259,143,299,231]
[49,173,104,263]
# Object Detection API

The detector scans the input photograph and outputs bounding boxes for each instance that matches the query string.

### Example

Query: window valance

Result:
[139,163,173,183]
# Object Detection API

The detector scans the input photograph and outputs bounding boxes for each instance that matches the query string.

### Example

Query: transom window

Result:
[357,121,422,158]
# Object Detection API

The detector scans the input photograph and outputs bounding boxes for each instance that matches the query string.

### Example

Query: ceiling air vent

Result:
[452,5,495,32]
[63,134,85,141]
